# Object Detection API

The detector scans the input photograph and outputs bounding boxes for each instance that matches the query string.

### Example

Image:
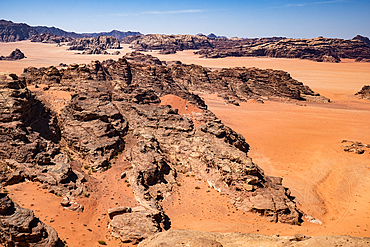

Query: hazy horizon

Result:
[1,0,369,39]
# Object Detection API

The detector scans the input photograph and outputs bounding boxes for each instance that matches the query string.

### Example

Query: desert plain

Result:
[1,41,370,246]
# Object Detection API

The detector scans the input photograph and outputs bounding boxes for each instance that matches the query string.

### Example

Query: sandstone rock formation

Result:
[0,20,37,42]
[19,53,319,226]
[0,192,59,246]
[355,85,370,99]
[108,206,169,244]
[197,36,370,62]
[139,229,370,247]
[0,48,26,60]
[30,33,73,43]
[353,35,370,47]
[0,72,87,197]
[67,35,121,54]
[128,34,214,53]
[1,52,334,243]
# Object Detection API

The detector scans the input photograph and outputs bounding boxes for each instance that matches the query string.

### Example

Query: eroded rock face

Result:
[60,92,128,169]
[0,49,25,60]
[0,72,86,197]
[0,193,59,247]
[67,35,121,54]
[128,34,213,53]
[108,206,168,244]
[355,85,370,99]
[138,229,370,247]
[30,33,73,43]
[0,20,37,42]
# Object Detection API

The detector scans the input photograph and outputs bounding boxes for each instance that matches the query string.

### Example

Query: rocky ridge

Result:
[124,33,370,62]
[0,48,26,61]
[0,20,37,42]
[1,52,330,244]
[196,36,370,62]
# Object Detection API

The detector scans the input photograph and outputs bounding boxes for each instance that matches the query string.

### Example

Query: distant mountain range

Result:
[0,20,142,41]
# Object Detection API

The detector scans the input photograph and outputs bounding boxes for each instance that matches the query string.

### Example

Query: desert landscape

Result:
[1,14,370,247]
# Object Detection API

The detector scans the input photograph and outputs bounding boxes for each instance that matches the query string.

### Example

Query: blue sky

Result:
[1,0,369,39]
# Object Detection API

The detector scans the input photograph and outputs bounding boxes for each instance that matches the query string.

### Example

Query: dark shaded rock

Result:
[0,20,37,42]
[352,35,370,47]
[0,48,26,60]
[355,85,370,99]
[0,193,59,246]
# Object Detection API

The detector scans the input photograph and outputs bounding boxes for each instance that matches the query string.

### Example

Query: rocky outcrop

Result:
[0,48,26,60]
[0,72,87,197]
[108,206,168,244]
[341,140,370,154]
[355,85,370,99]
[30,33,73,43]
[139,229,370,247]
[353,35,370,47]
[128,34,213,52]
[16,52,335,242]
[0,192,59,246]
[60,92,128,169]
[67,35,121,54]
[0,20,37,42]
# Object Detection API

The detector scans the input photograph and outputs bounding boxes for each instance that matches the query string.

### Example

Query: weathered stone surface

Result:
[108,206,168,244]
[128,34,213,53]
[0,193,59,246]
[0,72,87,197]
[355,85,370,99]
[67,35,121,54]
[139,229,370,247]
[108,206,132,219]
[60,92,128,169]
[0,49,25,60]
[30,33,73,43]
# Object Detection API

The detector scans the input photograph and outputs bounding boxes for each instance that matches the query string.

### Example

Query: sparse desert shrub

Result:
[97,240,107,245]
[127,184,131,187]
[195,186,200,189]
[84,165,89,170]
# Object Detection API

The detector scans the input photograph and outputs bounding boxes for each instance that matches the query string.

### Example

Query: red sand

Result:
[2,42,370,245]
